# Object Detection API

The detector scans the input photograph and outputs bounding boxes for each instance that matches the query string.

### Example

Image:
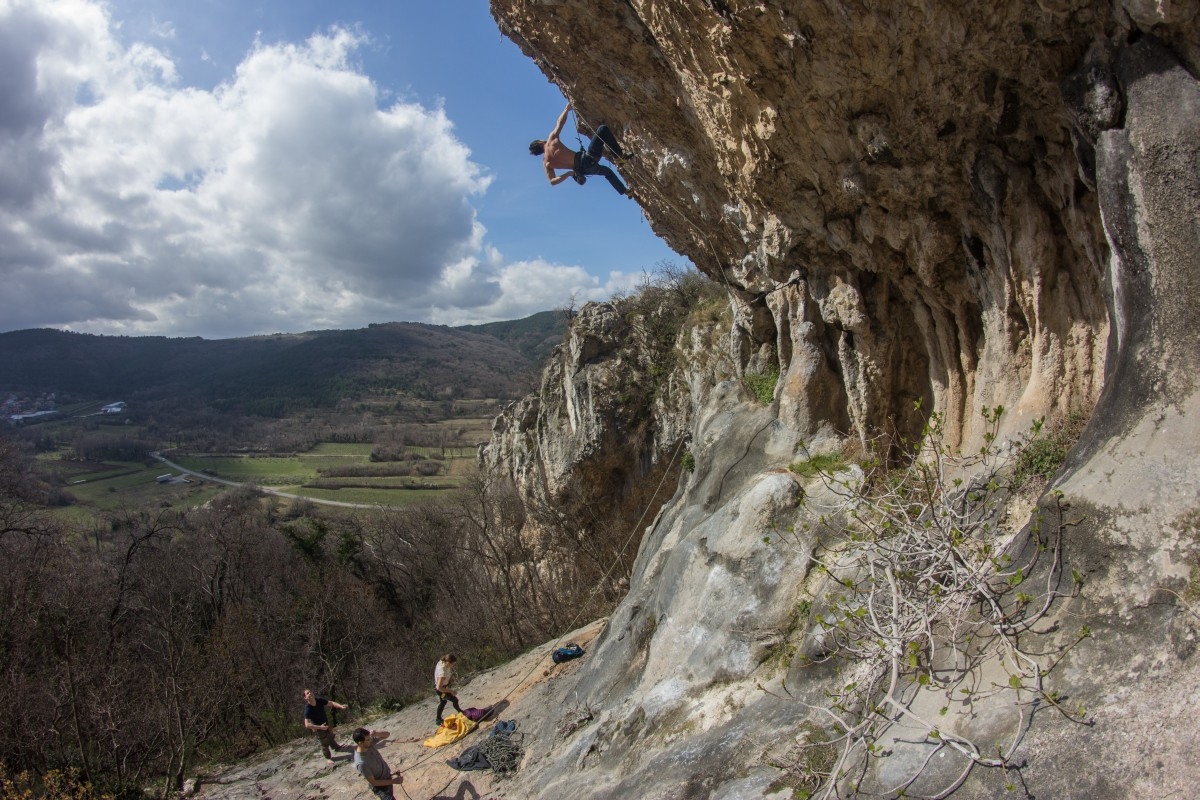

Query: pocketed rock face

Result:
[484,2,1200,799]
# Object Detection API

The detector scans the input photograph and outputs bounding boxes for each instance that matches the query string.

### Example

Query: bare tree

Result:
[0,436,65,540]
[772,408,1089,798]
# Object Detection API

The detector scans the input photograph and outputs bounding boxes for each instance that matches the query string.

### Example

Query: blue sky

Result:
[0,0,680,338]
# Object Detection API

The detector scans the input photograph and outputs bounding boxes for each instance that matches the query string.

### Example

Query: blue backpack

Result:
[551,642,585,664]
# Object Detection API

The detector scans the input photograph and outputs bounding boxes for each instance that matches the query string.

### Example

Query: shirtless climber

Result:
[529,103,630,196]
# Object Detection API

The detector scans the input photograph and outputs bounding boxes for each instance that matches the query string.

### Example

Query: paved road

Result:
[149,452,386,509]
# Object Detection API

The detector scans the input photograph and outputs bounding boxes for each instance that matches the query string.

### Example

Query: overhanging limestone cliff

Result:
[484,2,1200,798]
[495,0,1192,450]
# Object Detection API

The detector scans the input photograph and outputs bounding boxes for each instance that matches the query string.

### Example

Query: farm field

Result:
[21,403,498,518]
[37,452,225,521]
[285,485,449,507]
[168,439,478,507]
[35,441,480,520]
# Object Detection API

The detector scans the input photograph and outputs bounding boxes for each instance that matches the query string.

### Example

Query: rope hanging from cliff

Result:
[486,434,688,706]
[393,97,772,791]
[507,22,767,307]
[396,94,744,800]
[380,97,712,785]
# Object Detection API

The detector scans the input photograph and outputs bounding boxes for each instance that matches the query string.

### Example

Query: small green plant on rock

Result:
[763,600,812,669]
[1012,407,1090,488]
[744,367,780,405]
[789,453,847,478]
[765,721,838,799]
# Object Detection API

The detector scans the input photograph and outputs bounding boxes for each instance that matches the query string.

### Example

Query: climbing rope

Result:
[479,731,526,777]
[378,87,762,800]
[495,18,771,310]
[375,102,782,800]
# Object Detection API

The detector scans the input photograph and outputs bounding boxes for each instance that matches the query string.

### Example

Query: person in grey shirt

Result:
[351,728,404,799]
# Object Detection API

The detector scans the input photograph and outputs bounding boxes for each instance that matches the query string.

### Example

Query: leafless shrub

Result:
[773,406,1090,798]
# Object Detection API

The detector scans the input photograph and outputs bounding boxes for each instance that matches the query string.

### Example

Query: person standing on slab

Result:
[434,653,464,726]
[302,688,349,763]
[352,728,403,799]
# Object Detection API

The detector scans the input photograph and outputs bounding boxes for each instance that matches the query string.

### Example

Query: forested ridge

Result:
[0,312,579,796]
[0,313,565,415]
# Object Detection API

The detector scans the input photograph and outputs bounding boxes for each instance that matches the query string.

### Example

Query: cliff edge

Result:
[480,2,1200,799]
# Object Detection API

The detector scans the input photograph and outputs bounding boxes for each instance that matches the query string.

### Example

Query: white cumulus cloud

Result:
[0,0,595,338]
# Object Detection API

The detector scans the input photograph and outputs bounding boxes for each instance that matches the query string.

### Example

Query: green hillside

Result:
[0,314,566,416]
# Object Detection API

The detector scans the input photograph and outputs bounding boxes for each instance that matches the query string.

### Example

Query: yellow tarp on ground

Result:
[422,713,477,748]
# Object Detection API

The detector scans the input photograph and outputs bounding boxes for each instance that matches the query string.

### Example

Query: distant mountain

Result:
[456,310,566,365]
[0,314,567,416]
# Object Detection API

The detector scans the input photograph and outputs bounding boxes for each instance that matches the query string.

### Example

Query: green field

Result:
[280,485,449,507]
[169,444,477,507]
[37,452,225,522]
[27,409,492,518]
[173,455,316,484]
[304,442,375,456]
[296,444,378,473]
[37,446,475,521]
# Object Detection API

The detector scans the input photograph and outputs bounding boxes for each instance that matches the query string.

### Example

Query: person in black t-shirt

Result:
[302,688,349,763]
